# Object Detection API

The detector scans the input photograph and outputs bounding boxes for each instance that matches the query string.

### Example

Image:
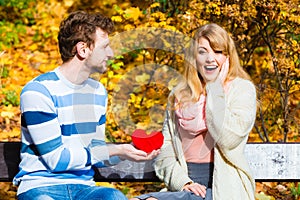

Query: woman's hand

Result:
[183,182,207,198]
[218,57,229,85]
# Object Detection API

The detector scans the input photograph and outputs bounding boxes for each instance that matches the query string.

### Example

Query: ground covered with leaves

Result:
[1,182,300,199]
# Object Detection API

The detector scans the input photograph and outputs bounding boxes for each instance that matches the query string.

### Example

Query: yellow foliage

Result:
[38,63,55,73]
[63,0,74,8]
[96,182,115,188]
[168,78,178,90]
[124,7,141,21]
[112,16,123,22]
[28,43,38,51]
[150,12,166,21]
[124,24,134,30]
[1,110,14,119]
[150,3,160,8]
[255,192,275,200]
[135,73,150,83]
[0,0,299,146]
[107,71,114,78]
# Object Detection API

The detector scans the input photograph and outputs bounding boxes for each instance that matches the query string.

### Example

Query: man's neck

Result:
[59,60,90,85]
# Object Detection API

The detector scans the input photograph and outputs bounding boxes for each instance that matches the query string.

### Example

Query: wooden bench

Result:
[1,142,300,182]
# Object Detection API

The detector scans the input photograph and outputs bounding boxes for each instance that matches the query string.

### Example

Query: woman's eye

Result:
[198,50,207,54]
[215,50,223,54]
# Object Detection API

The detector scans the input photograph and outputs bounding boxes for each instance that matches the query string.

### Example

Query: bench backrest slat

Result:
[1,142,299,182]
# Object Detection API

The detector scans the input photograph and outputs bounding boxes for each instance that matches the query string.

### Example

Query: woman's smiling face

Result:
[196,37,227,83]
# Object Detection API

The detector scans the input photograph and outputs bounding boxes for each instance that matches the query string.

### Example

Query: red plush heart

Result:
[131,129,164,153]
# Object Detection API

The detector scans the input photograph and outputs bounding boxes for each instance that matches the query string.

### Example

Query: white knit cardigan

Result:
[154,77,256,200]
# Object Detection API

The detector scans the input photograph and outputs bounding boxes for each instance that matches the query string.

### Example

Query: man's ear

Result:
[76,42,89,59]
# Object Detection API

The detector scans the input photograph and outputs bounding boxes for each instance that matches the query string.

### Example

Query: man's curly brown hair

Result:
[58,11,114,62]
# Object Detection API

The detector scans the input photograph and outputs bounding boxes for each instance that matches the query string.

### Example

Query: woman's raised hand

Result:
[218,57,229,85]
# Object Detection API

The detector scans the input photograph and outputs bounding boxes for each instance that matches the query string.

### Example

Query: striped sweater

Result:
[13,67,120,195]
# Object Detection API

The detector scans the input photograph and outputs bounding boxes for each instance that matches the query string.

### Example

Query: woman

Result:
[131,23,257,200]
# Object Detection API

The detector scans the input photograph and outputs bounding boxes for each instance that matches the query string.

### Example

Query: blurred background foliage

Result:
[0,0,299,199]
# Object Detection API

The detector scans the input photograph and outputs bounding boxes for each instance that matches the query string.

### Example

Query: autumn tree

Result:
[108,0,300,142]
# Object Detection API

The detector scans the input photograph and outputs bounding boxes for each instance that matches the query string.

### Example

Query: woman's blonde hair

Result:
[172,23,251,106]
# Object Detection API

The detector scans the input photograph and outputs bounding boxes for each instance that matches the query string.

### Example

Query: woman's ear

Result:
[76,42,89,59]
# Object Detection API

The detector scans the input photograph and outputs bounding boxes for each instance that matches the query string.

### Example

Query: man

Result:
[13,11,159,200]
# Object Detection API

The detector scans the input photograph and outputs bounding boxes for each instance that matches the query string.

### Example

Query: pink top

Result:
[175,81,232,163]
[175,94,214,163]
[178,126,214,163]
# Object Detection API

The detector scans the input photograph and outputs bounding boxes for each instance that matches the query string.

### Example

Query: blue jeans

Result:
[135,162,213,200]
[17,184,127,200]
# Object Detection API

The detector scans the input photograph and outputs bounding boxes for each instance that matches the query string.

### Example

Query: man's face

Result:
[85,28,114,74]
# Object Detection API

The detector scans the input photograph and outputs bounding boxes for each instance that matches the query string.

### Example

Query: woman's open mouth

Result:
[204,65,218,71]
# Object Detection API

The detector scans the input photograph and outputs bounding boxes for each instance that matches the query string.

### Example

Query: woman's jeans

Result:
[17,184,127,200]
[135,162,214,200]
[187,162,213,188]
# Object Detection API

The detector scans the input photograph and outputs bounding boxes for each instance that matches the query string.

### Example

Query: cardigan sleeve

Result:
[154,109,192,191]
[205,78,256,150]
